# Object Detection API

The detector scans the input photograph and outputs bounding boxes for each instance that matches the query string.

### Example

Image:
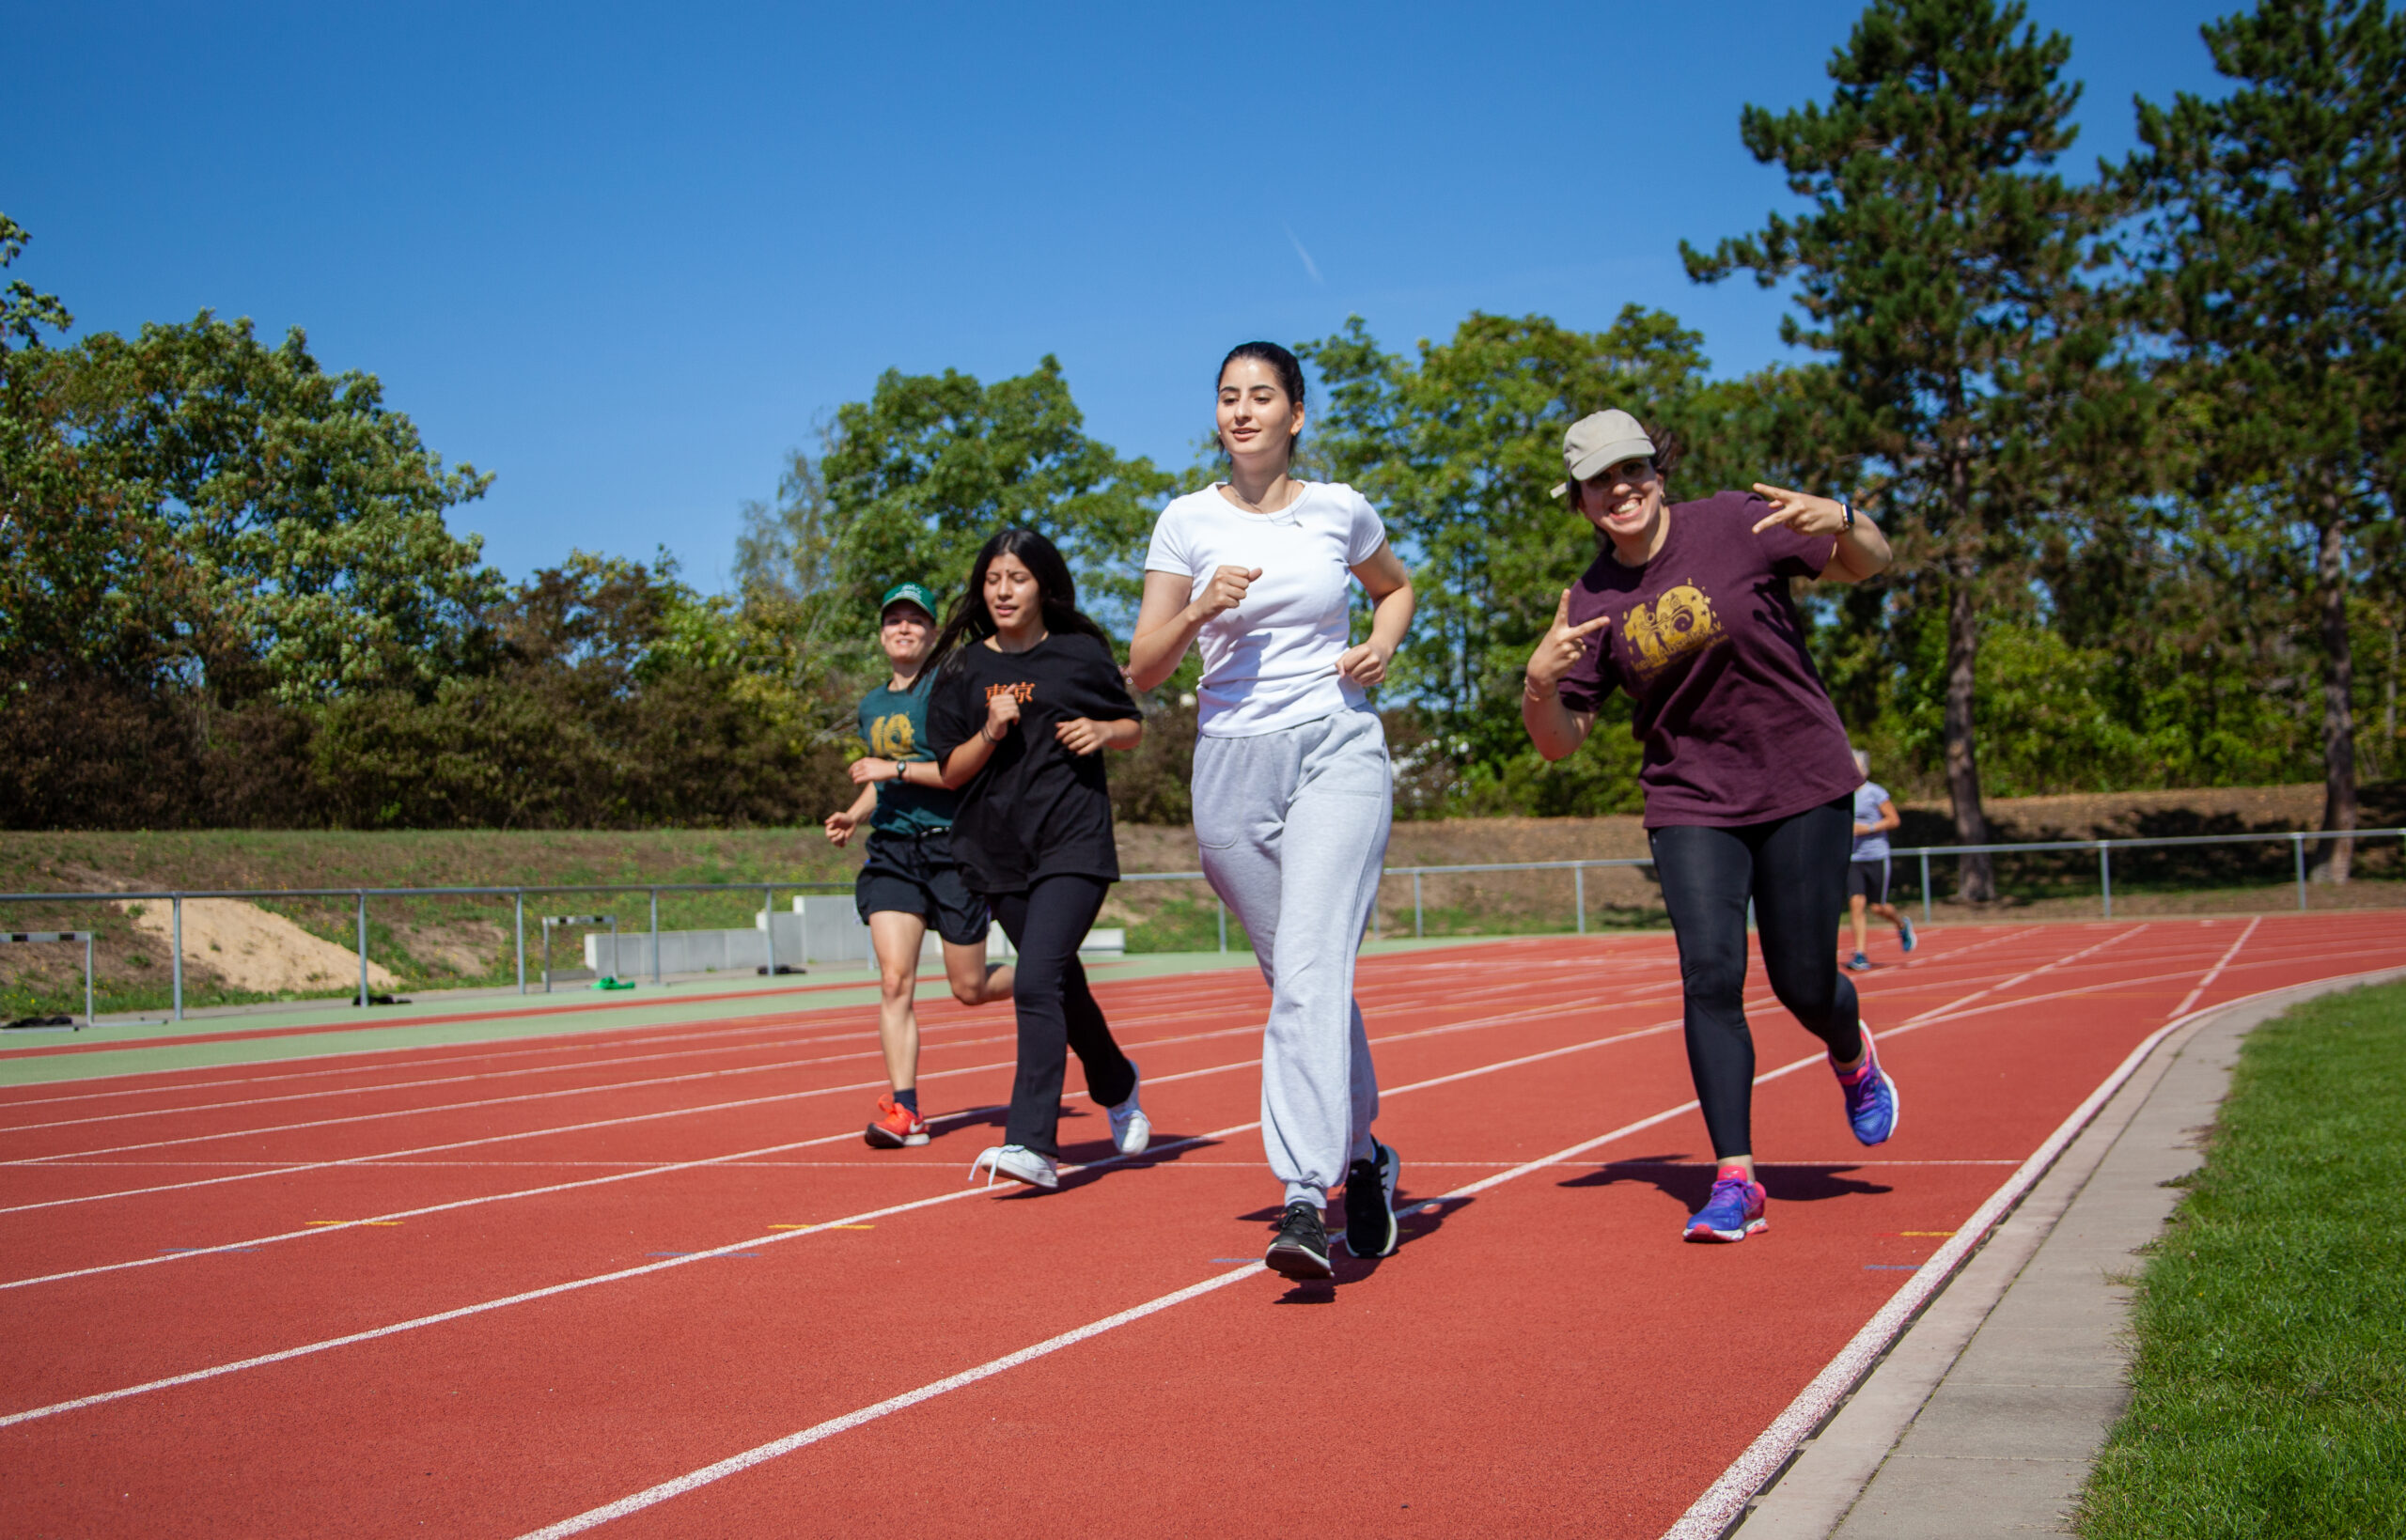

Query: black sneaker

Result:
[1343,1141,1400,1259]
[1264,1201,1333,1281]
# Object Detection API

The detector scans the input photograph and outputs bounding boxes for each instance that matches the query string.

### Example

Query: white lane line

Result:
[0,1030,912,1134]
[0,972,1272,1103]
[507,1023,1951,1539]
[2168,916,2261,1019]
[0,996,1262,1135]
[1,963,1537,1157]
[1895,943,2358,1034]
[1900,926,2146,1025]
[0,956,2094,1441]
[0,988,1676,1280]
[2,1044,985,1166]
[0,1011,1703,1428]
[3,992,1282,1157]
[0,1108,990,1292]
[515,1265,1281,1538]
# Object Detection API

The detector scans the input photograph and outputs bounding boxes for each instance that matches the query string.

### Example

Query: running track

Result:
[2,913,2398,1537]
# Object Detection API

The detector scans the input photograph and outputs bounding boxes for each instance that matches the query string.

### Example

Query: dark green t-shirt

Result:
[856,677,957,836]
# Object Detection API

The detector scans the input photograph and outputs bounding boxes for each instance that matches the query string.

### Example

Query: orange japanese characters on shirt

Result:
[984,681,1037,705]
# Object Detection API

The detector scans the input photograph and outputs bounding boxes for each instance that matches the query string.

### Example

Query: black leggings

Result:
[990,874,1135,1159]
[1650,796,1864,1161]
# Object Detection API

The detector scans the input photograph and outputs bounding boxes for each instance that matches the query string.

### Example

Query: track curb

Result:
[1669,962,2406,1540]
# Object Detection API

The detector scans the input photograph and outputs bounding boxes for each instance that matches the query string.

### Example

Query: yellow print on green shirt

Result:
[1621,583,1725,685]
[866,712,916,760]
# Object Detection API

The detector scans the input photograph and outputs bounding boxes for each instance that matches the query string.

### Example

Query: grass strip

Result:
[2080,980,2406,1540]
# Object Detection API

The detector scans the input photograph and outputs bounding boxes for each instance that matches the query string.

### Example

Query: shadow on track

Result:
[1557,1154,1892,1208]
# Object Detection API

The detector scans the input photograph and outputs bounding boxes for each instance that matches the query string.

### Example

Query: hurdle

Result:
[2,930,96,1028]
[540,913,616,992]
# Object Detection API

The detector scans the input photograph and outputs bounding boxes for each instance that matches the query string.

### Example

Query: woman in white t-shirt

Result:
[1129,340,1416,1283]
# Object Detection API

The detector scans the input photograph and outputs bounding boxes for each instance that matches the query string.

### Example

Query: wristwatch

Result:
[1838,497,1856,532]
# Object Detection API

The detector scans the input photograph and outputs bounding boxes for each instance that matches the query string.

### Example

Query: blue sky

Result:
[8,1,2230,591]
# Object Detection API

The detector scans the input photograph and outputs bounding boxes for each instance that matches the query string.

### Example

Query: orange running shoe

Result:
[864,1093,929,1148]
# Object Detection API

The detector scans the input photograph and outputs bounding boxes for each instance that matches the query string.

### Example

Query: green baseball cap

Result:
[880,582,941,621]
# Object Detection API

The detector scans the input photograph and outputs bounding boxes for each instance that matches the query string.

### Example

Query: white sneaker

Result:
[967,1144,1058,1190]
[1106,1063,1150,1156]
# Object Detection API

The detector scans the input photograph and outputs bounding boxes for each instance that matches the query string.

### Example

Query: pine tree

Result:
[2117,0,2404,880]
[1684,0,2129,901]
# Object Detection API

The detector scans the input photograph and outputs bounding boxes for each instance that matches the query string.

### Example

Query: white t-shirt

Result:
[1145,481,1391,738]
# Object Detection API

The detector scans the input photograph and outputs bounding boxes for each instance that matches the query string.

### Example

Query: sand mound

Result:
[118,898,398,994]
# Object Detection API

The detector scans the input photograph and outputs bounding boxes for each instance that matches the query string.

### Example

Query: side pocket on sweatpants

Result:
[1191,739,1243,849]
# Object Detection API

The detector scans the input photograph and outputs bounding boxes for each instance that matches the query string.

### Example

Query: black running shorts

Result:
[1846,857,1891,905]
[855,829,991,947]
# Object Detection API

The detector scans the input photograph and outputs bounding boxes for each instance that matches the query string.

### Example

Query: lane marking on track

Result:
[512,965,2241,1538]
[1900,926,2146,1025]
[513,941,2381,1539]
[1656,960,2406,1540]
[0,1027,915,1133]
[0,1010,1712,1427]
[505,1033,1903,1539]
[0,974,1705,1249]
[0,984,1698,1288]
[0,962,1573,1161]
[0,970,1276,1103]
[2168,916,2261,1019]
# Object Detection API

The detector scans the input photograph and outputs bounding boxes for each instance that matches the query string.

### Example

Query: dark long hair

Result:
[1216,340,1306,463]
[924,527,1116,679]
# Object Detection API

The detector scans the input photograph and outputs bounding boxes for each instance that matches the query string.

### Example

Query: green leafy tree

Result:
[1684,0,2136,900]
[1305,306,1800,811]
[818,356,1173,637]
[2117,0,2405,879]
[43,312,503,704]
[0,215,185,680]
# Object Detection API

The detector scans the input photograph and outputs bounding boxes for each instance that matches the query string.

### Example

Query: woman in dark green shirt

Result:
[826,582,1014,1149]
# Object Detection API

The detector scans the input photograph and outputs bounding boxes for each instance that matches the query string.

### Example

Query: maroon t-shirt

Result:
[1556,490,1863,827]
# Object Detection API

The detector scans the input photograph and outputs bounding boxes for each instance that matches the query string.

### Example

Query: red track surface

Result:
[3,913,2399,1538]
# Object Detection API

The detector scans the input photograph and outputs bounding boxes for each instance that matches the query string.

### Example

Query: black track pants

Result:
[1650,796,1865,1161]
[991,875,1135,1159]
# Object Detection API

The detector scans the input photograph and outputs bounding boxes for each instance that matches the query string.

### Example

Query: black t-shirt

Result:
[927,630,1143,894]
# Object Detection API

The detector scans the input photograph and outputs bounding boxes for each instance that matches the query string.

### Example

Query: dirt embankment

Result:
[117,898,399,994]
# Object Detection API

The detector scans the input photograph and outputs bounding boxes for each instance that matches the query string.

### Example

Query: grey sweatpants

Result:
[1192,708,1392,1207]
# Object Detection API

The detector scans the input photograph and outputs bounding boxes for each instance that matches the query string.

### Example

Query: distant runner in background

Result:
[826,582,1015,1150]
[1521,409,1902,1245]
[1846,749,1916,972]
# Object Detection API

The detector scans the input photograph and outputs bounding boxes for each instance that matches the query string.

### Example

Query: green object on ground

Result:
[2080,980,2406,1539]
[591,976,635,990]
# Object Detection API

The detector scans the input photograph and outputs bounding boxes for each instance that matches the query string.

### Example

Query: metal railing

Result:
[0,881,848,1021]
[1124,825,2406,943]
[2,826,2398,1018]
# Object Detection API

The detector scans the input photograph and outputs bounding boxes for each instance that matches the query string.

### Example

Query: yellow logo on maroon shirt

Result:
[1621,583,1725,684]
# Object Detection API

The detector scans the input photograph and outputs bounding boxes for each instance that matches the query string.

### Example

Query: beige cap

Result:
[1550,410,1656,497]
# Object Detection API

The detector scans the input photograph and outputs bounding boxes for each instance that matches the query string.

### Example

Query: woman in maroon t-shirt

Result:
[1520,409,1903,1245]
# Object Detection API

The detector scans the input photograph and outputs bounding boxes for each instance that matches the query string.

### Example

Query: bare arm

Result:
[824,780,879,847]
[1131,566,1265,692]
[1750,483,1893,584]
[1055,716,1145,754]
[1335,542,1414,687]
[1522,589,1606,762]
[937,692,1018,790]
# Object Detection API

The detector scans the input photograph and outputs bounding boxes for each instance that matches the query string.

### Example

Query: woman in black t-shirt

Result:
[926,528,1148,1191]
